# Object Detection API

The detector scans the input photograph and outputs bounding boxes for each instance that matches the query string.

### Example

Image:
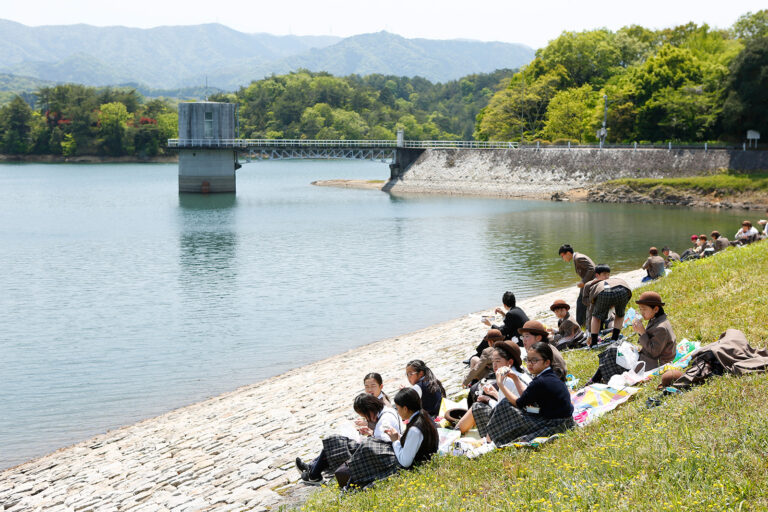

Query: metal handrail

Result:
[167,139,520,149]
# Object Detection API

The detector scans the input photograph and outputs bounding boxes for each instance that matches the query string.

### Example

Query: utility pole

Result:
[520,70,525,145]
[599,94,608,148]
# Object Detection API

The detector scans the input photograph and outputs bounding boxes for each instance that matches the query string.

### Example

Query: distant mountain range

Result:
[0,20,534,91]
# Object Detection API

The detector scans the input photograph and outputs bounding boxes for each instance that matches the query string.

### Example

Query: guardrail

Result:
[168,139,759,151]
[167,139,520,149]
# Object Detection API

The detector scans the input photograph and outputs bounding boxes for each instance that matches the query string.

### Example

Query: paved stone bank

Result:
[0,270,645,511]
[386,148,768,198]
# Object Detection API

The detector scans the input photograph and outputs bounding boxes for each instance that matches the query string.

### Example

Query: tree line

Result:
[0,11,765,156]
[475,10,768,144]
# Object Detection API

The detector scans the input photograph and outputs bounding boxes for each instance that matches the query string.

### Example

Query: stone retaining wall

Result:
[386,148,768,198]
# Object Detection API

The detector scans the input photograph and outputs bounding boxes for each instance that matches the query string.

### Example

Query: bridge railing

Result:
[167,139,520,149]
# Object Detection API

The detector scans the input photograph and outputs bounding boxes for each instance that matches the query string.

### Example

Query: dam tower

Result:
[177,102,238,193]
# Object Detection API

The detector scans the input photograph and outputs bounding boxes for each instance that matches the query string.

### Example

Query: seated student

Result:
[695,234,714,257]
[641,247,666,282]
[711,231,730,252]
[405,359,445,418]
[519,320,568,381]
[583,264,632,347]
[463,329,505,388]
[296,393,402,484]
[482,291,529,342]
[472,342,575,446]
[548,299,584,349]
[456,341,531,434]
[759,220,768,239]
[662,246,681,268]
[363,372,391,406]
[734,220,759,244]
[297,389,437,488]
[680,235,700,261]
[588,291,676,384]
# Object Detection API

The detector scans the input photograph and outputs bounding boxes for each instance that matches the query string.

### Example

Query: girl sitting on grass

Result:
[457,341,531,434]
[296,389,437,489]
[589,291,676,384]
[295,393,401,484]
[474,342,575,446]
[405,359,445,418]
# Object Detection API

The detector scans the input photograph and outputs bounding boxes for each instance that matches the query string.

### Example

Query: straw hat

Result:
[636,291,665,307]
[549,299,570,311]
[518,320,549,336]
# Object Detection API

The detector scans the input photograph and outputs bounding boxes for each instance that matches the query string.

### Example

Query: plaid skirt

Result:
[597,346,625,383]
[471,402,494,437]
[321,435,400,487]
[481,399,575,446]
[591,286,632,321]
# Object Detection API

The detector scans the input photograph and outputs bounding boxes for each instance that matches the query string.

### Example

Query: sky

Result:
[1,0,765,49]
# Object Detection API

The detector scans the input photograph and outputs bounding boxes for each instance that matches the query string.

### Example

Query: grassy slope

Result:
[606,171,768,195]
[301,241,768,511]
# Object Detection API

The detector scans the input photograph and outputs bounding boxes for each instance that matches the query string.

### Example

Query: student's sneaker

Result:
[300,470,324,486]
[295,457,309,472]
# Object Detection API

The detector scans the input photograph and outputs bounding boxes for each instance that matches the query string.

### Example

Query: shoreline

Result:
[0,154,178,164]
[0,269,646,511]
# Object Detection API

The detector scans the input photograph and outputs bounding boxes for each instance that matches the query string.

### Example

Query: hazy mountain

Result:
[0,20,534,90]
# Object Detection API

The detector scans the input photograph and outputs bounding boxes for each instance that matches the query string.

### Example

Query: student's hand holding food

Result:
[495,366,510,383]
[384,427,400,442]
[357,426,373,436]
[632,318,646,335]
[482,383,498,400]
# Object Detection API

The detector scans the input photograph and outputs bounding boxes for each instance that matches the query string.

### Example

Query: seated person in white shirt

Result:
[734,220,759,243]
[456,341,531,434]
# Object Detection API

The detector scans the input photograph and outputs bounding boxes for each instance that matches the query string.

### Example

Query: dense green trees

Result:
[477,13,766,144]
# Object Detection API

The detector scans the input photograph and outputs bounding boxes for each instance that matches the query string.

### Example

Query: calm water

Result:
[0,160,749,469]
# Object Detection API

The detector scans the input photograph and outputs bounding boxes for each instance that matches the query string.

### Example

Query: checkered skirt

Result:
[591,285,632,321]
[482,399,576,446]
[321,435,399,487]
[471,402,494,437]
[597,346,625,383]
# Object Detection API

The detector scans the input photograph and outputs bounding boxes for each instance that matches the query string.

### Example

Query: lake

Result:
[0,160,749,469]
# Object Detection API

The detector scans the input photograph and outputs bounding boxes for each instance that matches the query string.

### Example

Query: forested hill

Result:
[0,20,534,89]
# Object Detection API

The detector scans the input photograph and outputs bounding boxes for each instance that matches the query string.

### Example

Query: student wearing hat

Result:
[588,291,676,384]
[558,245,596,328]
[518,320,568,381]
[463,329,505,388]
[694,234,713,257]
[711,231,730,252]
[680,235,700,261]
[641,247,666,282]
[549,300,583,349]
[662,247,680,268]
[583,264,632,347]
[472,342,575,446]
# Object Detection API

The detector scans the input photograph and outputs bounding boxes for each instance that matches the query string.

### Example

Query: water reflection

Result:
[178,193,238,211]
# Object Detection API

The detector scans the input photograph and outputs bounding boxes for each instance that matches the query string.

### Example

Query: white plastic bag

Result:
[616,341,640,370]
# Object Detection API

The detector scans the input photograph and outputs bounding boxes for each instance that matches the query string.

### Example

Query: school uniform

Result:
[642,255,666,280]
[583,277,632,321]
[713,237,730,252]
[638,313,676,370]
[595,313,676,382]
[462,346,495,387]
[474,368,575,446]
[492,306,529,341]
[552,313,583,349]
[471,369,531,430]
[664,251,681,268]
[412,377,443,418]
[550,345,568,382]
[573,252,596,327]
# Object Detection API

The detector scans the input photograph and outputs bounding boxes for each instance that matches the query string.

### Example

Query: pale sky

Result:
[1,0,764,49]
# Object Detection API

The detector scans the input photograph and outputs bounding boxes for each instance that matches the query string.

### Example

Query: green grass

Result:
[606,171,768,196]
[299,242,768,511]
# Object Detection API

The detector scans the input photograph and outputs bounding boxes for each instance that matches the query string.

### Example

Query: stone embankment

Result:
[383,148,768,199]
[0,270,645,511]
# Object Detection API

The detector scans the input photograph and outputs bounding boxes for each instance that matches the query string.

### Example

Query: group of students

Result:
[673,218,767,264]
[296,242,685,490]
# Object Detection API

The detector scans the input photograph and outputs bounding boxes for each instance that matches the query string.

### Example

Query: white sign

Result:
[747,130,760,140]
